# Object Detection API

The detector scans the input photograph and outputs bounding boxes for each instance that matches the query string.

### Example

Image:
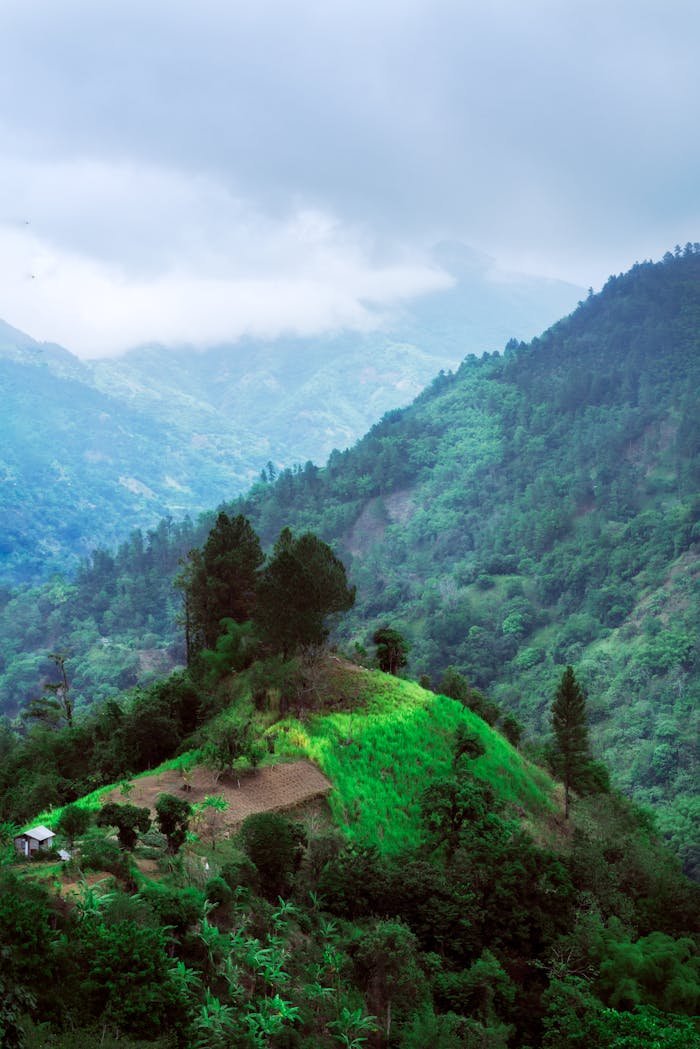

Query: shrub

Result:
[205,876,233,908]
[240,813,303,899]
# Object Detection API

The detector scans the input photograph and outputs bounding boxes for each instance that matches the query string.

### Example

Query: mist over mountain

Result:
[0,246,581,583]
[3,6,699,1043]
[1,247,697,876]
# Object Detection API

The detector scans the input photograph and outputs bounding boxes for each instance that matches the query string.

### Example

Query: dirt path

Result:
[103,760,332,831]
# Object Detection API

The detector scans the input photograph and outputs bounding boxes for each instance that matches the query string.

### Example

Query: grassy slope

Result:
[271,667,555,856]
[25,666,555,862]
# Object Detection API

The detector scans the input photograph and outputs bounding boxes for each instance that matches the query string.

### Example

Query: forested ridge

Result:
[2,245,700,1044]
[1,650,699,1048]
[2,248,697,873]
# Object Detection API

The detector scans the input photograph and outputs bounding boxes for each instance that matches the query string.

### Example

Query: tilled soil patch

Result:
[103,760,332,831]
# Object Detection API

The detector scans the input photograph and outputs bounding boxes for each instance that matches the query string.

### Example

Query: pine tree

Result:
[256,530,355,658]
[175,513,264,660]
[551,665,591,819]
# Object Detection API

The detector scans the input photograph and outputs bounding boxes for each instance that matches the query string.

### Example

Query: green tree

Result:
[202,712,264,784]
[439,665,469,703]
[353,920,427,1044]
[23,652,74,729]
[96,802,151,851]
[240,812,301,899]
[74,918,191,1039]
[56,804,92,848]
[551,666,592,819]
[155,793,192,853]
[373,627,409,675]
[256,529,355,657]
[421,729,494,866]
[176,513,264,660]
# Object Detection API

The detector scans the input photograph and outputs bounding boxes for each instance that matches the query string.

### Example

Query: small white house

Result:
[14,825,56,857]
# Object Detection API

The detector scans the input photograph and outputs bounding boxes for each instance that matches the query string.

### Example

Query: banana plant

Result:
[192,989,237,1049]
[328,1005,378,1049]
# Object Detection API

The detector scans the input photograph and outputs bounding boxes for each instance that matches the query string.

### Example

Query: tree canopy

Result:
[551,665,592,819]
[177,512,264,658]
[256,529,356,657]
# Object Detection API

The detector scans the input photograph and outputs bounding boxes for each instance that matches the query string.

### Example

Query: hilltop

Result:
[2,656,698,1047]
[0,248,697,872]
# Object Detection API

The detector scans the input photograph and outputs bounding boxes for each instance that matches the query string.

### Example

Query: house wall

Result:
[14,835,54,855]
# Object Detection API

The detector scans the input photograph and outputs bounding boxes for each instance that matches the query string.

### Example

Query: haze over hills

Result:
[0,245,581,583]
[0,247,697,876]
[3,5,699,1043]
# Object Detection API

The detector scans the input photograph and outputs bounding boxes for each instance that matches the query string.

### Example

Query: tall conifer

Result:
[551,665,591,819]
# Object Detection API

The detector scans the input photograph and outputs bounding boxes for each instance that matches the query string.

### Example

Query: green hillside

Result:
[0,249,697,873]
[2,656,698,1048]
[271,669,554,856]
[229,248,700,869]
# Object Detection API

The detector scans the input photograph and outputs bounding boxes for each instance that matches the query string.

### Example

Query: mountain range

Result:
[0,244,581,583]
[0,248,697,875]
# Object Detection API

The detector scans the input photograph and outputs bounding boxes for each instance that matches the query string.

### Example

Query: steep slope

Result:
[269,666,556,856]
[0,247,580,584]
[0,249,696,868]
[229,249,699,866]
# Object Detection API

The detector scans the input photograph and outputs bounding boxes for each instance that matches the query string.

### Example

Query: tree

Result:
[353,920,428,1044]
[23,651,74,729]
[176,513,264,660]
[422,773,494,866]
[439,665,469,703]
[193,795,229,850]
[56,804,92,848]
[202,713,264,784]
[97,802,151,851]
[240,812,302,899]
[155,794,192,853]
[453,724,486,764]
[373,627,409,675]
[500,714,523,748]
[74,918,190,1039]
[421,728,493,866]
[551,666,592,819]
[256,529,355,657]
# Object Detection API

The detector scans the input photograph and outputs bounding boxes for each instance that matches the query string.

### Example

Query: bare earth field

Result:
[103,760,332,832]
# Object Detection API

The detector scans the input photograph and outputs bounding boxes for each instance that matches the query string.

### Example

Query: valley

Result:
[1,249,698,1048]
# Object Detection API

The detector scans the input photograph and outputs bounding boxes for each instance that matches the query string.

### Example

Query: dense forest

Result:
[1,248,698,876]
[1,507,698,1048]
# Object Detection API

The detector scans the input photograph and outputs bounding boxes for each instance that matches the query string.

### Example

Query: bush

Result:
[220,855,258,892]
[141,883,205,934]
[240,813,303,899]
[79,828,125,876]
[205,876,233,908]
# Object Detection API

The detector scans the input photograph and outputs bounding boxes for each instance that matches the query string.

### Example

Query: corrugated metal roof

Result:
[23,825,56,841]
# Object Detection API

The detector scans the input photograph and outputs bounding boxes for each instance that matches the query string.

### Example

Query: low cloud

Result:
[0,160,451,357]
[1,0,698,353]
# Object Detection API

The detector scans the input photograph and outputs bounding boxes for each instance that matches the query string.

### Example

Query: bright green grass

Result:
[24,751,203,834]
[272,670,554,856]
[23,670,554,860]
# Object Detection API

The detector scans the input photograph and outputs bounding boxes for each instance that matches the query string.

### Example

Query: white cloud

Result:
[0,0,698,350]
[0,160,451,356]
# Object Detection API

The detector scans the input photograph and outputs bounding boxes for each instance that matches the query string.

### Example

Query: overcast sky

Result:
[1,0,698,357]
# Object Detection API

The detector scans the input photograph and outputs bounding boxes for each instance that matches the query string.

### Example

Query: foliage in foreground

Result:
[1,660,699,1048]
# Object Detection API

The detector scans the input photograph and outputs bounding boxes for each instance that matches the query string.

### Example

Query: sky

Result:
[1,0,698,357]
